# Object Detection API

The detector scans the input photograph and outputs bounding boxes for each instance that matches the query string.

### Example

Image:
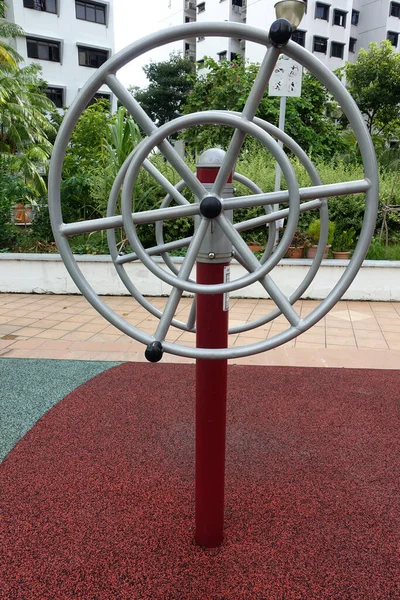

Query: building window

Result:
[333,9,347,27]
[76,1,106,24]
[349,37,357,53]
[331,41,345,58]
[78,46,109,68]
[45,86,63,107]
[232,0,243,6]
[390,2,400,18]
[351,10,359,25]
[27,37,60,62]
[23,0,57,13]
[217,50,227,61]
[313,36,328,53]
[87,92,111,107]
[387,30,399,46]
[197,2,205,13]
[292,29,306,46]
[231,52,240,61]
[315,3,329,21]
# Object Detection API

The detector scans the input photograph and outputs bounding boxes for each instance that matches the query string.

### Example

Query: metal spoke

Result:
[217,215,301,328]
[116,236,192,265]
[213,47,280,196]
[187,297,197,331]
[223,179,372,211]
[154,218,209,342]
[235,200,322,233]
[60,203,199,237]
[143,159,190,206]
[105,75,207,200]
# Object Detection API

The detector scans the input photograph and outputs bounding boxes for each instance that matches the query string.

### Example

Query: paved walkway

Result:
[0,293,400,368]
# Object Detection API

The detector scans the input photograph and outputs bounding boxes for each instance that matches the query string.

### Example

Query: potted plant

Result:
[285,229,307,258]
[306,219,336,259]
[332,228,356,259]
[11,198,38,225]
[247,240,263,252]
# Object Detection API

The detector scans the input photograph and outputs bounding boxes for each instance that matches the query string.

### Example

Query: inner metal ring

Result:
[121,110,300,295]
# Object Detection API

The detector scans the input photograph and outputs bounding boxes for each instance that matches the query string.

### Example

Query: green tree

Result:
[0,63,55,194]
[342,40,400,137]
[0,0,24,70]
[130,53,194,127]
[181,56,346,160]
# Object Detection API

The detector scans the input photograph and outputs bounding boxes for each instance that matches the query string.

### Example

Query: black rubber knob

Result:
[145,341,164,363]
[269,18,293,47]
[200,196,222,219]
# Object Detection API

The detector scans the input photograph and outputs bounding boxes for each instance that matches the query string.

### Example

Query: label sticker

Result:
[223,266,230,312]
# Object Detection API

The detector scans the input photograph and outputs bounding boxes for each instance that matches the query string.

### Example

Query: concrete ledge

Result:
[1,253,399,300]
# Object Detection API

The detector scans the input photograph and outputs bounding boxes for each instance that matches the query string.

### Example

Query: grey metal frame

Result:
[48,21,378,359]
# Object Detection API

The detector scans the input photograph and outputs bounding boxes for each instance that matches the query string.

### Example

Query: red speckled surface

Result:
[1,363,399,599]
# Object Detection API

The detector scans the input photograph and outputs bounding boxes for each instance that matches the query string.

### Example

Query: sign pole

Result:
[273,95,287,241]
[269,55,303,243]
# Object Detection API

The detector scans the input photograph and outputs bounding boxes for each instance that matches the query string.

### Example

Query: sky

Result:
[114,0,163,90]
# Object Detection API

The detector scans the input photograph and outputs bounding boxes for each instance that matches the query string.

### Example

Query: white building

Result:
[5,0,115,108]
[157,0,400,68]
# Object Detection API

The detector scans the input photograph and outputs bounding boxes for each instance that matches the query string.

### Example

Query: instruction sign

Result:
[269,55,302,97]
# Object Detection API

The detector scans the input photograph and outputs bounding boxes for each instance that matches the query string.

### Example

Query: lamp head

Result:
[274,0,306,30]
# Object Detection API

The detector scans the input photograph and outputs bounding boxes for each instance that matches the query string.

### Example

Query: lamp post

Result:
[272,0,306,241]
[274,0,307,30]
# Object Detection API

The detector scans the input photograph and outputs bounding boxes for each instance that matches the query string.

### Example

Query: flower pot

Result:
[333,251,351,260]
[11,203,34,225]
[285,246,304,258]
[306,245,331,259]
[247,243,262,252]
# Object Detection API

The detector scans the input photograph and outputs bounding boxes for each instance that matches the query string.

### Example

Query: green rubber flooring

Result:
[0,357,121,462]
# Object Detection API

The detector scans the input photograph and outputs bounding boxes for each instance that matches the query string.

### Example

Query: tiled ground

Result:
[0,293,400,368]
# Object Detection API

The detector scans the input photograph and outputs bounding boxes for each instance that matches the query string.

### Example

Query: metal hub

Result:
[200,196,222,219]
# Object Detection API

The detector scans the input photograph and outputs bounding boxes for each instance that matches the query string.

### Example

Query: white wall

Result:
[1,254,400,301]
[7,0,114,107]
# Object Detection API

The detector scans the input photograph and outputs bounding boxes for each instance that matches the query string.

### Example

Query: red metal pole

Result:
[195,161,232,547]
[195,262,229,547]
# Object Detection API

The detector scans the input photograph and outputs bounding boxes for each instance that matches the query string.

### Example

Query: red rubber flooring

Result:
[1,363,399,599]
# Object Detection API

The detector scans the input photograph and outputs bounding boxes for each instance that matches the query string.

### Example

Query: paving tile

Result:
[31,319,64,329]
[353,329,387,339]
[352,322,382,331]
[38,340,74,350]
[35,329,71,340]
[0,316,15,324]
[22,348,68,359]
[379,324,400,333]
[13,327,46,336]
[52,321,80,331]
[76,323,109,333]
[326,335,357,347]
[387,341,400,350]
[0,339,16,349]
[0,348,30,358]
[295,341,324,348]
[65,314,96,323]
[60,331,97,342]
[5,338,45,350]
[88,333,123,343]
[356,339,389,349]
[87,351,126,361]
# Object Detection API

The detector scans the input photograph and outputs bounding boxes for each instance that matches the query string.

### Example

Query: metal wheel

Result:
[48,21,378,360]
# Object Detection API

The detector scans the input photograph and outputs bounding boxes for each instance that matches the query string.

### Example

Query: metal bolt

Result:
[208,252,216,259]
